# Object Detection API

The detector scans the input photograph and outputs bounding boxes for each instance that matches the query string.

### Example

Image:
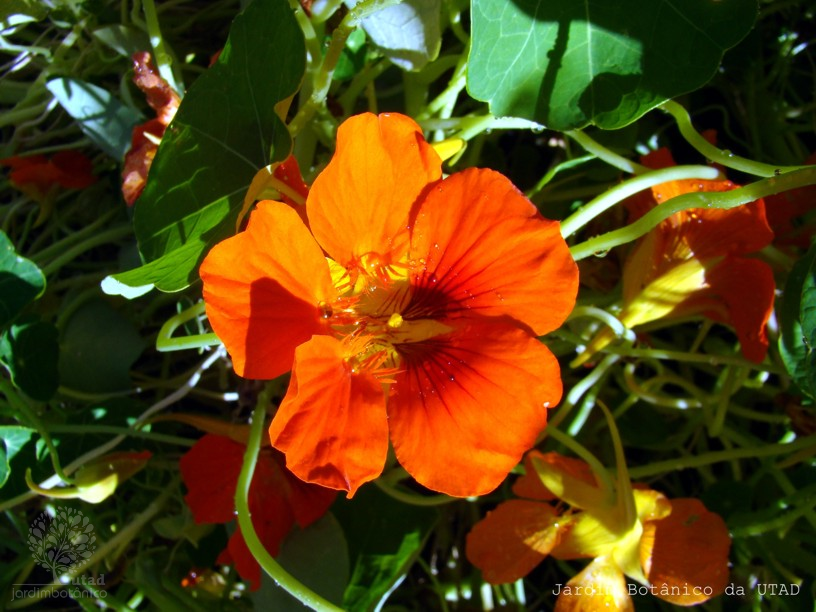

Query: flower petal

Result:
[200,201,335,379]
[388,319,561,497]
[268,335,389,497]
[465,499,560,584]
[180,434,245,523]
[692,256,775,363]
[307,112,442,265]
[640,498,730,605]
[407,168,578,335]
[554,556,634,612]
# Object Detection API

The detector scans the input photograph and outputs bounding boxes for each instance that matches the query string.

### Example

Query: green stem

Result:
[560,165,720,238]
[156,302,221,352]
[565,130,650,175]
[0,380,72,485]
[374,476,455,506]
[235,396,344,611]
[6,479,176,609]
[0,349,223,513]
[544,427,615,502]
[142,0,183,94]
[40,225,132,276]
[660,100,811,177]
[569,166,816,260]
[289,0,400,136]
[627,434,816,479]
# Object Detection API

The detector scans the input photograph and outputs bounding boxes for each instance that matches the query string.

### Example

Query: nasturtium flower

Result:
[179,434,336,590]
[466,451,731,610]
[200,112,579,498]
[1,151,97,200]
[122,52,181,206]
[574,148,775,365]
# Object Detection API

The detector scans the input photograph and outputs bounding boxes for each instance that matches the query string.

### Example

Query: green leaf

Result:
[468,0,757,130]
[0,231,45,330]
[58,299,146,394]
[348,0,441,71]
[131,0,305,292]
[92,25,151,59]
[779,243,816,400]
[46,77,142,159]
[0,318,59,401]
[252,513,349,610]
[333,486,438,611]
[0,425,35,488]
[0,0,48,25]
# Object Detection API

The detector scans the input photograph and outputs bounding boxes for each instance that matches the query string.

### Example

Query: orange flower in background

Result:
[574,148,775,366]
[1,151,97,201]
[466,451,731,610]
[121,52,181,205]
[179,434,336,590]
[200,112,579,498]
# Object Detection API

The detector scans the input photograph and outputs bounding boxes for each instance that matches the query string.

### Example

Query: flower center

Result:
[321,254,453,376]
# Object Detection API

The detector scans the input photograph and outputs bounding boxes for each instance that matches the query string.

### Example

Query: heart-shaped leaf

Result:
[468,0,757,130]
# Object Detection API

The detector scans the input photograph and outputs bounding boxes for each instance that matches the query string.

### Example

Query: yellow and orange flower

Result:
[199,112,579,498]
[574,148,775,365]
[466,451,731,610]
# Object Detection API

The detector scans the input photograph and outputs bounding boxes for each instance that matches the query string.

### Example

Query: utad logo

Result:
[28,507,97,582]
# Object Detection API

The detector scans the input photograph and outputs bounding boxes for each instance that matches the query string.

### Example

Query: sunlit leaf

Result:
[129,0,306,292]
[47,77,142,159]
[347,0,441,71]
[0,231,45,330]
[0,425,35,488]
[468,0,757,130]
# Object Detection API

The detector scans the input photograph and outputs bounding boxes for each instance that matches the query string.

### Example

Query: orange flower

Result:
[466,451,731,610]
[1,151,97,201]
[200,113,579,497]
[765,151,816,250]
[574,148,775,365]
[179,434,336,590]
[121,52,181,206]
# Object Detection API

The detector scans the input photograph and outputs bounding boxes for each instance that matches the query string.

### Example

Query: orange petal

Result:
[465,499,560,584]
[640,498,731,605]
[200,201,335,379]
[554,556,634,612]
[268,335,389,497]
[307,112,442,265]
[407,168,578,335]
[517,452,602,507]
[388,319,561,497]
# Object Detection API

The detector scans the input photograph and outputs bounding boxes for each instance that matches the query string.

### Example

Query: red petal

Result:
[466,499,560,584]
[307,113,442,265]
[131,51,180,126]
[200,201,335,379]
[407,168,578,335]
[179,434,245,524]
[268,335,389,497]
[675,256,775,363]
[388,320,561,497]
[641,498,731,605]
